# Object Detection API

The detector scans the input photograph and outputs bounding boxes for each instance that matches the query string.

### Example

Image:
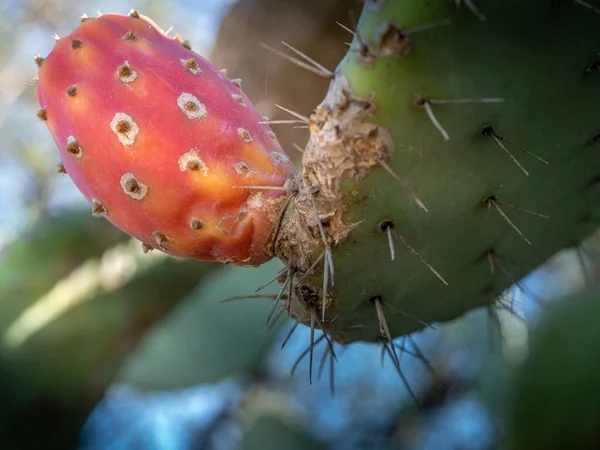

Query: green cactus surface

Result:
[0,210,214,448]
[274,0,600,343]
[117,260,287,390]
[504,287,600,450]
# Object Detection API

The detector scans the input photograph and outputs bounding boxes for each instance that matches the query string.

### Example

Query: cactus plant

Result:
[272,0,600,345]
[34,1,600,350]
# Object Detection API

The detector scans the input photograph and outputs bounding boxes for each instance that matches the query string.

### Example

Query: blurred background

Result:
[1,0,599,449]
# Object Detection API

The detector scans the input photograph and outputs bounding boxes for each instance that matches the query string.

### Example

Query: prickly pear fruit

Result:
[35,11,296,266]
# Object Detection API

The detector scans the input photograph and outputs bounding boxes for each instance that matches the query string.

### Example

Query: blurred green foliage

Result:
[241,415,326,450]
[504,287,600,450]
[118,260,288,390]
[0,210,126,330]
[0,210,215,448]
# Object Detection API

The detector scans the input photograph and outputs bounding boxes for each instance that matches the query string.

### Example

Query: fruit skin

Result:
[274,0,600,343]
[36,12,296,266]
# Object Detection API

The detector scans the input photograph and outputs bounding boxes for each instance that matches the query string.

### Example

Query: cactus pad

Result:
[274,0,600,343]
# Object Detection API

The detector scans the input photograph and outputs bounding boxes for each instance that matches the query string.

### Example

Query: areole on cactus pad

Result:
[35,1,600,350]
[35,11,296,266]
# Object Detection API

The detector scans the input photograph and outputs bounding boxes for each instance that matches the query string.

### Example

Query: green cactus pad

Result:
[275,0,600,343]
[504,287,600,450]
[241,415,326,450]
[0,210,214,448]
[116,260,287,390]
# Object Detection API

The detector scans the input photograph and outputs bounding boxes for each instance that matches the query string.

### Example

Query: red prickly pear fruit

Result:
[35,12,296,266]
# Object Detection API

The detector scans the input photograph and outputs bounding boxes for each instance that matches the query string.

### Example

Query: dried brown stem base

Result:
[274,74,397,341]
